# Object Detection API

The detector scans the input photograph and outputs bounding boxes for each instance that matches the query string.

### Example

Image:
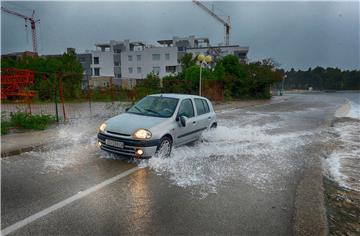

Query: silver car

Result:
[97,94,217,158]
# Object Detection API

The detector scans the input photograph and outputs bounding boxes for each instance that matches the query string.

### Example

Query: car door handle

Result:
[192,121,196,124]
[208,117,211,120]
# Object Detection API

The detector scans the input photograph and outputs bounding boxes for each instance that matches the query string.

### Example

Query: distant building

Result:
[86,35,250,89]
[89,41,125,89]
[76,53,92,89]
[186,45,249,64]
[158,36,249,63]
[120,45,179,88]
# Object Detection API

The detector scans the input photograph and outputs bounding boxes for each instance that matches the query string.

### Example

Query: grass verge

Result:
[324,177,360,235]
[1,112,56,134]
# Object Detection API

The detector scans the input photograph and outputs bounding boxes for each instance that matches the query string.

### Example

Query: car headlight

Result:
[133,129,152,139]
[99,123,107,133]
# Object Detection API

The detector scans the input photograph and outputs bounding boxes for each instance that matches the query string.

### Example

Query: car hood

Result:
[105,112,166,135]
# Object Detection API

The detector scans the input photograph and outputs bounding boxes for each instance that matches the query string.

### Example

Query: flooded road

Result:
[1,93,349,235]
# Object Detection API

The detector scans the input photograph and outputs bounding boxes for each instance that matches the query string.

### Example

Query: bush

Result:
[10,112,56,130]
[1,112,11,135]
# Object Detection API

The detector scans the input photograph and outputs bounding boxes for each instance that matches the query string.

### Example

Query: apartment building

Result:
[121,46,179,88]
[76,53,92,89]
[186,45,249,64]
[88,36,249,89]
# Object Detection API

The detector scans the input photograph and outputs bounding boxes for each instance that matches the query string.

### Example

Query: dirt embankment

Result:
[324,178,360,236]
[324,100,360,236]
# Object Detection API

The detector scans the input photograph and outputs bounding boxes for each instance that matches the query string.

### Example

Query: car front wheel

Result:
[156,136,172,158]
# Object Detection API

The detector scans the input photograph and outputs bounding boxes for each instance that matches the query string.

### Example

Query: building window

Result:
[114,61,120,66]
[137,67,142,73]
[137,55,141,61]
[115,49,121,53]
[152,66,160,74]
[165,66,176,73]
[94,68,100,76]
[165,53,170,60]
[128,55,133,61]
[116,74,121,78]
[152,54,160,60]
[94,57,99,64]
[128,67,133,74]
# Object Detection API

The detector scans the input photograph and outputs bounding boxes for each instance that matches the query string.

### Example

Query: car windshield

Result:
[127,96,179,118]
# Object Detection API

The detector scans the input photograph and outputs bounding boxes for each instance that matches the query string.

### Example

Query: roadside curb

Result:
[293,101,348,236]
[1,144,47,158]
[1,129,57,158]
[293,160,328,236]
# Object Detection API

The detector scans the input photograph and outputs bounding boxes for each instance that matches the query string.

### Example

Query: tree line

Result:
[2,53,284,101]
[283,67,360,90]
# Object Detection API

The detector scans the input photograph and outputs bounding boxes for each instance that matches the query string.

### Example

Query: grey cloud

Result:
[1,1,359,70]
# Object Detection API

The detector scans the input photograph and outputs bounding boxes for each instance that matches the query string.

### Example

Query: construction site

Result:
[1,1,250,121]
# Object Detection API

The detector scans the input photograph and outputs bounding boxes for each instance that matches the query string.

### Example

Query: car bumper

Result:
[97,132,159,158]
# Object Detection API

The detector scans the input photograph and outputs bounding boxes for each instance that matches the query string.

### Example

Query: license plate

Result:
[105,139,124,148]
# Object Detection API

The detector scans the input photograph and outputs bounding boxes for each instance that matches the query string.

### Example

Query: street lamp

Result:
[197,54,212,96]
[281,75,287,96]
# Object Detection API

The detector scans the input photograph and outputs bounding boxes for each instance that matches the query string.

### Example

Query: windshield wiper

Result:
[144,108,160,115]
[133,106,143,113]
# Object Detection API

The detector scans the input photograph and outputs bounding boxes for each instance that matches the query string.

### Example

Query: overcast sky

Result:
[1,1,359,70]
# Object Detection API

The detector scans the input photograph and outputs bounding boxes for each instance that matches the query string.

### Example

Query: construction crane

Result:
[192,0,231,46]
[1,6,40,53]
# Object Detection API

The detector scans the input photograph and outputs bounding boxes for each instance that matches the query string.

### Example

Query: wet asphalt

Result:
[1,93,346,235]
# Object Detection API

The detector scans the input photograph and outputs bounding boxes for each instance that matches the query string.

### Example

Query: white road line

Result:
[1,167,139,236]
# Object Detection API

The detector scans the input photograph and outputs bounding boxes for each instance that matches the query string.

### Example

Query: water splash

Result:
[143,123,312,197]
[324,119,360,191]
[28,119,102,172]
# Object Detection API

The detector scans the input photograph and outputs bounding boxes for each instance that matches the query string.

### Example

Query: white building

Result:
[158,36,248,63]
[121,46,179,88]
[89,40,128,88]
[88,36,249,89]
[186,45,249,64]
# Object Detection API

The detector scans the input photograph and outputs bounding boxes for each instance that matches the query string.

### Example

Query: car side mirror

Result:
[179,116,187,127]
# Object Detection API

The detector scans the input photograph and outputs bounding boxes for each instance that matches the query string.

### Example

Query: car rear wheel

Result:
[156,136,172,158]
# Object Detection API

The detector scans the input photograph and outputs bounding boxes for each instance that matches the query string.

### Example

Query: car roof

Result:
[150,93,208,100]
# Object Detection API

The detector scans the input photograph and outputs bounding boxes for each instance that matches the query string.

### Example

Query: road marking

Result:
[1,167,139,235]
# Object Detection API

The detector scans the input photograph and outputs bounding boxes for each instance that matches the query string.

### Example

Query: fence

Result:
[1,68,131,121]
[1,100,130,121]
[1,68,224,122]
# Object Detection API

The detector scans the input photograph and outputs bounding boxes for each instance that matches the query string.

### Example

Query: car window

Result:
[178,99,194,118]
[195,98,210,115]
[195,98,206,115]
[202,99,210,113]
[127,96,179,118]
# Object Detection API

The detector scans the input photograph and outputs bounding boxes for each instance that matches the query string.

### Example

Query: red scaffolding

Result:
[1,68,36,100]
